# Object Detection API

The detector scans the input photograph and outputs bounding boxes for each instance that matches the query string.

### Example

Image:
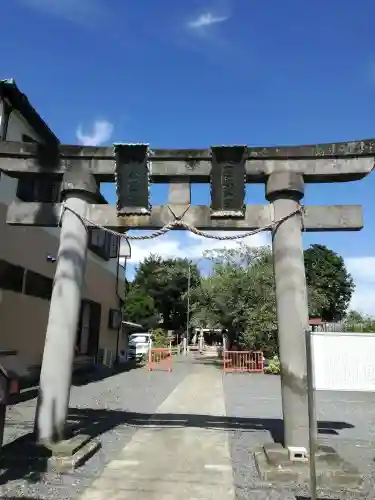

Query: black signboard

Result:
[115,144,150,216]
[210,145,246,217]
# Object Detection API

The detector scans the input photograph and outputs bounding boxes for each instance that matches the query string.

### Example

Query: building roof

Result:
[122,321,143,329]
[0,79,59,146]
[309,317,323,326]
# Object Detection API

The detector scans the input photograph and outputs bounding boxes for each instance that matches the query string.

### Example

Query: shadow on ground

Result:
[191,357,223,368]
[296,498,340,500]
[72,361,143,386]
[0,407,354,486]
[8,361,143,405]
[67,408,354,445]
[0,434,50,485]
[3,498,46,500]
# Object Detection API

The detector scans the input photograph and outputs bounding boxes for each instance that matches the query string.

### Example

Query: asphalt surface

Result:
[223,370,375,500]
[1,354,375,499]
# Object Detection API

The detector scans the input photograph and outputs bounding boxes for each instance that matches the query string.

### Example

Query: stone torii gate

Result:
[0,140,372,458]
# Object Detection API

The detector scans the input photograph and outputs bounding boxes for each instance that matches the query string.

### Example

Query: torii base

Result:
[45,433,101,473]
[254,443,364,492]
[0,432,101,474]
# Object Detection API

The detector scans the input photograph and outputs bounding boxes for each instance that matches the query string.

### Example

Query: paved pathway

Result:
[80,366,235,500]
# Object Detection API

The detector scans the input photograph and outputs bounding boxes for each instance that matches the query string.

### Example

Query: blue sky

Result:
[1,0,375,313]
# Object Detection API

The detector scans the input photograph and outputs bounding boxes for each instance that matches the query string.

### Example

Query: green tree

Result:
[304,244,354,321]
[150,328,170,347]
[191,246,277,355]
[133,255,200,330]
[123,284,158,328]
[191,244,327,357]
[344,310,375,332]
[345,310,364,323]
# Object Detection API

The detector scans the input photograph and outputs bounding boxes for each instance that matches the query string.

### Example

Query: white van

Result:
[127,333,153,360]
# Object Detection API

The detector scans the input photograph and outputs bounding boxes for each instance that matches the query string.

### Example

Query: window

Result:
[88,228,107,260]
[88,228,119,261]
[24,270,53,300]
[22,134,37,143]
[108,309,122,330]
[16,135,61,202]
[88,300,101,357]
[0,259,24,292]
[108,234,119,259]
[90,228,106,248]
[17,178,61,203]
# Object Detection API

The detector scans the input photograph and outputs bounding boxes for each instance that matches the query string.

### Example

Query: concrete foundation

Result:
[47,433,101,473]
[254,442,363,489]
[0,432,101,474]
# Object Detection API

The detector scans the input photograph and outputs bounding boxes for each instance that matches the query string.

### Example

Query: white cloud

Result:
[76,120,113,146]
[345,256,375,316]
[18,0,106,25]
[187,12,229,29]
[120,229,269,270]
[119,230,374,317]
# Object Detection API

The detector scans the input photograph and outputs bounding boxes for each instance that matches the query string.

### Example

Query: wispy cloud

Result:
[182,4,234,57]
[18,0,107,27]
[76,120,114,146]
[120,231,375,316]
[120,230,269,272]
[188,12,229,29]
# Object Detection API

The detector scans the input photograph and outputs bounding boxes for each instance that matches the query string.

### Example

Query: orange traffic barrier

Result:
[148,348,172,372]
[223,350,264,373]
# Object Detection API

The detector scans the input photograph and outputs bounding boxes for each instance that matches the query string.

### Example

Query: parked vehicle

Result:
[127,333,153,361]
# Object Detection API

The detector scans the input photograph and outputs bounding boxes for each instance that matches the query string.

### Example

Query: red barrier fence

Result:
[223,350,264,373]
[148,348,172,372]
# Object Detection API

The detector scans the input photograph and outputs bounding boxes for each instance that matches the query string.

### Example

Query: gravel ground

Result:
[0,358,191,500]
[223,372,375,500]
[2,357,375,500]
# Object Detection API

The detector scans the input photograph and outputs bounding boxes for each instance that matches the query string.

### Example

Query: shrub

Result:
[264,355,280,375]
[151,328,170,348]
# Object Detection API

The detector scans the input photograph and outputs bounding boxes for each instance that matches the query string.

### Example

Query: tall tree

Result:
[123,284,158,328]
[133,255,200,330]
[304,244,354,321]
[191,246,277,355]
[344,310,375,332]
[191,244,328,356]
[345,310,364,323]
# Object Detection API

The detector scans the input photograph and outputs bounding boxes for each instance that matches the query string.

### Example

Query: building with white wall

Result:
[0,79,126,377]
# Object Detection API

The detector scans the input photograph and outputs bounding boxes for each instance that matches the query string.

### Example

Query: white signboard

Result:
[311,332,375,391]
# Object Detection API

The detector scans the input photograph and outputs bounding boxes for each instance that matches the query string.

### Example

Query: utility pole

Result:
[186,258,206,355]
[185,264,191,355]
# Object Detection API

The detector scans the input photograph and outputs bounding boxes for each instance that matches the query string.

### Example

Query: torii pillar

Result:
[35,168,99,445]
[266,172,312,450]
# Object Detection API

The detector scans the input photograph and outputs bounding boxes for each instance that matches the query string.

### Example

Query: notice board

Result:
[311,332,375,392]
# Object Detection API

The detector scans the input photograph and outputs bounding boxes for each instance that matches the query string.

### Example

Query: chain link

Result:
[61,203,304,241]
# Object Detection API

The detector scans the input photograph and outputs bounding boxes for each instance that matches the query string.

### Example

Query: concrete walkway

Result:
[80,366,235,500]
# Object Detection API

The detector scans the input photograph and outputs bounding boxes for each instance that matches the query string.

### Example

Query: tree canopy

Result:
[123,284,158,328]
[304,244,354,321]
[191,244,328,357]
[344,310,375,332]
[127,255,200,331]
[123,243,357,354]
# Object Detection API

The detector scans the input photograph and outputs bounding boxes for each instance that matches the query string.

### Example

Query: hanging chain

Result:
[60,203,304,241]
